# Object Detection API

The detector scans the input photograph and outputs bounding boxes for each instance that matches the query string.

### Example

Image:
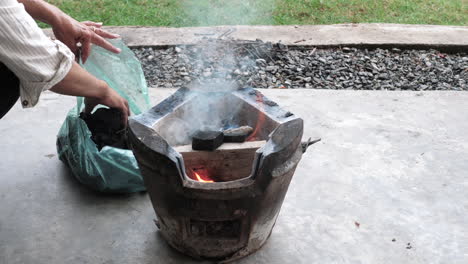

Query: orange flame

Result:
[247,93,265,141]
[193,171,214,183]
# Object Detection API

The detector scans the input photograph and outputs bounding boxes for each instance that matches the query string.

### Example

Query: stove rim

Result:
[128,87,303,192]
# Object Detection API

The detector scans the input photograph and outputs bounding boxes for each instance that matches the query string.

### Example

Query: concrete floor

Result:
[1,89,467,264]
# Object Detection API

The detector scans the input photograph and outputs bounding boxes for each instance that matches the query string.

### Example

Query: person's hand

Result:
[51,63,130,125]
[52,16,121,63]
[17,0,120,63]
[84,82,130,126]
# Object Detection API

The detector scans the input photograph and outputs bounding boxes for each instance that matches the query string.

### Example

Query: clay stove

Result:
[128,87,306,262]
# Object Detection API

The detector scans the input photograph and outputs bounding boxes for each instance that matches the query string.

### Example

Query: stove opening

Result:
[174,140,266,182]
[190,167,214,183]
[190,219,242,239]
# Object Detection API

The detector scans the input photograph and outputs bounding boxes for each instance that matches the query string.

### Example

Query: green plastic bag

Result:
[56,39,150,193]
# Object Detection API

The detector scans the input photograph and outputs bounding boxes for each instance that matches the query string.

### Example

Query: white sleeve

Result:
[0,0,74,108]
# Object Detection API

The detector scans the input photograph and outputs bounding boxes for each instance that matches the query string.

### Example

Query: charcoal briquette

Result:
[192,131,224,151]
[223,126,253,143]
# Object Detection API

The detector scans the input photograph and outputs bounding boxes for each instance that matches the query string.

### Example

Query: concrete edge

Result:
[43,23,468,52]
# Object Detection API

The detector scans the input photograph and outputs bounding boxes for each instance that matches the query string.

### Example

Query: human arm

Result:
[17,0,121,63]
[50,62,129,123]
[0,0,129,124]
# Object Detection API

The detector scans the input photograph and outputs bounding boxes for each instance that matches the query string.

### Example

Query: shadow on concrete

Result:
[142,231,206,264]
[56,162,148,206]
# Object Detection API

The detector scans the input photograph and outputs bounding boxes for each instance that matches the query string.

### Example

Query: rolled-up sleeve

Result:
[0,0,74,108]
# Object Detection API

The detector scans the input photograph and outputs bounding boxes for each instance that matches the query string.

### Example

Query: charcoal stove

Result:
[128,87,309,262]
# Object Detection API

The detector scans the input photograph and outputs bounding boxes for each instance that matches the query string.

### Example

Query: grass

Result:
[44,0,467,27]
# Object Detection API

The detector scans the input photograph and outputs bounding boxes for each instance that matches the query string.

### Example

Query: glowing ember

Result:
[193,171,214,183]
[247,93,265,141]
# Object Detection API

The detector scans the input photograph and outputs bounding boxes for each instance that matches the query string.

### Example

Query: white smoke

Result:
[160,0,277,146]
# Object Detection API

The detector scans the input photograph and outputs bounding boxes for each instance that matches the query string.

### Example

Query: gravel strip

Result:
[132,39,468,90]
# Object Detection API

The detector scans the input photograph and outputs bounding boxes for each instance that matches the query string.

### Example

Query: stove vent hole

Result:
[190,219,241,239]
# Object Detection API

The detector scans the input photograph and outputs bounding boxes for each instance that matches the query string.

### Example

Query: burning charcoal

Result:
[192,131,224,151]
[223,126,253,143]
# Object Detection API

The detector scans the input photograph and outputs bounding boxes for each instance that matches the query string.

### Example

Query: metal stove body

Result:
[128,87,304,262]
